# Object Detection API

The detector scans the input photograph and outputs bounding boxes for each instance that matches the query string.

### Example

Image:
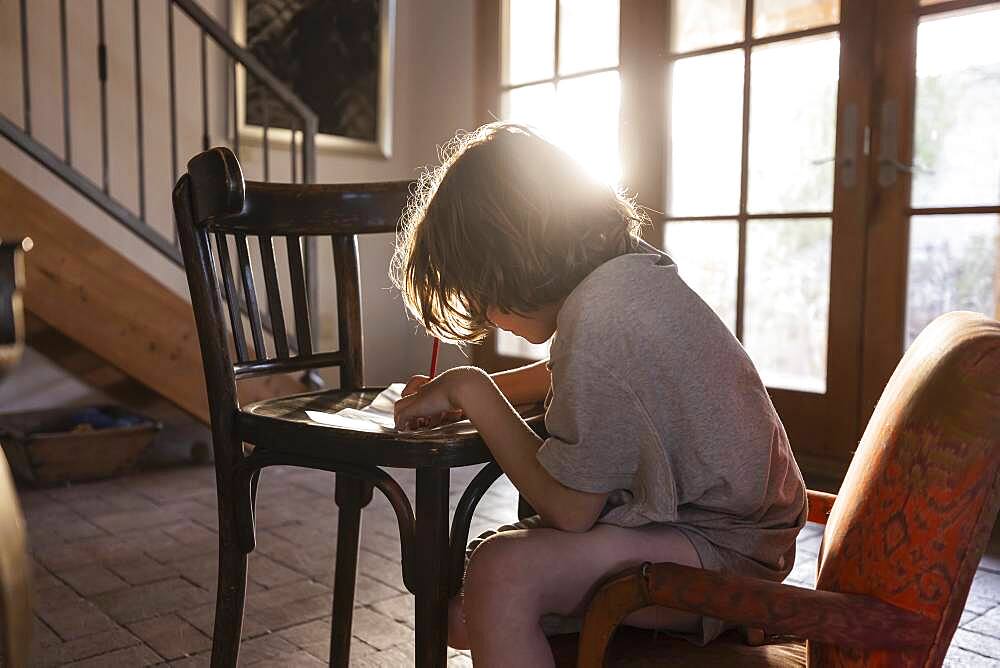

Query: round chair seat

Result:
[239,387,545,469]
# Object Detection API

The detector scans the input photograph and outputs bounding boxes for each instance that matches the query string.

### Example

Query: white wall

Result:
[0,0,474,413]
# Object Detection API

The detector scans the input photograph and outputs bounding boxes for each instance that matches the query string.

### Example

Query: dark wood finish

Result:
[214,233,249,363]
[415,468,451,668]
[257,235,288,358]
[238,389,543,469]
[232,351,345,380]
[208,181,409,236]
[860,0,918,426]
[620,0,667,246]
[234,233,266,360]
[330,474,373,667]
[911,204,1000,216]
[286,235,312,356]
[0,241,27,372]
[332,236,364,390]
[174,146,545,667]
[449,461,504,595]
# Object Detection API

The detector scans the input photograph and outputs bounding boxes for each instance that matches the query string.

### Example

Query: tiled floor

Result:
[16,463,1000,666]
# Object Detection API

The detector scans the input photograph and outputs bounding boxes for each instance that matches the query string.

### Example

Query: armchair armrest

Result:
[576,562,934,668]
[807,489,836,524]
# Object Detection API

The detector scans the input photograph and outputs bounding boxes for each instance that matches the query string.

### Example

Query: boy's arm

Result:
[490,358,551,405]
[399,359,549,406]
[447,367,607,533]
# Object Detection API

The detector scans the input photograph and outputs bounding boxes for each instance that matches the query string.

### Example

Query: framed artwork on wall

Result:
[231,0,395,158]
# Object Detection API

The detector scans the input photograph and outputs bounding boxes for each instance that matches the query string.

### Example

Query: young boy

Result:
[390,123,806,666]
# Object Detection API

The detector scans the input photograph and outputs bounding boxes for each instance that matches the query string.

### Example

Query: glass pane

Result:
[753,0,839,38]
[504,82,557,136]
[663,221,739,331]
[504,75,621,185]
[670,0,744,53]
[555,72,622,184]
[744,218,832,393]
[559,0,619,75]
[506,0,555,85]
[912,7,1000,208]
[747,34,839,214]
[905,215,999,346]
[669,50,744,216]
[497,332,551,360]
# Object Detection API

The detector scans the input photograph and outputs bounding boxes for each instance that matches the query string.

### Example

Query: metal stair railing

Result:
[1,0,322,365]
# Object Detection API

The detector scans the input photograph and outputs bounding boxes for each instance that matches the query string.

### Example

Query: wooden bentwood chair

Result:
[549,311,1000,667]
[173,147,544,668]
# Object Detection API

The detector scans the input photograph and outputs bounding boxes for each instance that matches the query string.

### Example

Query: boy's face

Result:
[486,303,560,344]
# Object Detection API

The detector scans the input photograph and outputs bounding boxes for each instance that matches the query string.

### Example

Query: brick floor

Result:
[13,463,1000,666]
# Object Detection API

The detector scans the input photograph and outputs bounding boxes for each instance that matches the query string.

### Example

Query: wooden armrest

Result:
[807,489,837,524]
[576,562,933,668]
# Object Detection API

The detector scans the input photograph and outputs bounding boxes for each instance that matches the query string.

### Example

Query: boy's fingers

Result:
[401,375,431,397]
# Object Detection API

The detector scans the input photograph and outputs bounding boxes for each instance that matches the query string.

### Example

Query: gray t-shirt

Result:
[536,247,807,586]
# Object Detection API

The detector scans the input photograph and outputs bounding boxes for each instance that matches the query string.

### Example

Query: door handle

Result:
[838,103,858,189]
[878,99,900,187]
[811,102,858,188]
[876,100,931,186]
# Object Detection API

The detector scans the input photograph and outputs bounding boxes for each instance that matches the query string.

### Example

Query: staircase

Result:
[0,0,320,422]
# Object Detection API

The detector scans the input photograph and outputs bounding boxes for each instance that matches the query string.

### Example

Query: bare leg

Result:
[452,523,702,667]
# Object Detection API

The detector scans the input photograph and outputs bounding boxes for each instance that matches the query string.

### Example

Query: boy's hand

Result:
[401,374,431,396]
[395,368,477,431]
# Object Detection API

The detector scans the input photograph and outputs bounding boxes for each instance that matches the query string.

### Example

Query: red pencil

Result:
[428,338,440,379]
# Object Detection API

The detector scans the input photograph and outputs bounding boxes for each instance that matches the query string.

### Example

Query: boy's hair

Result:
[390,122,648,343]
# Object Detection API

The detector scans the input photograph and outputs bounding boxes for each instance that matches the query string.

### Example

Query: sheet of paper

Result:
[305,383,471,434]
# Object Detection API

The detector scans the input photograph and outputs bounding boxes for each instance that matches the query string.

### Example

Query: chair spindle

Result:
[286,234,312,355]
[258,235,289,359]
[214,232,249,362]
[234,233,266,360]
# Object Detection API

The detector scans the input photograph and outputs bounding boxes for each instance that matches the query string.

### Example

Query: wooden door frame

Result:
[859,0,918,428]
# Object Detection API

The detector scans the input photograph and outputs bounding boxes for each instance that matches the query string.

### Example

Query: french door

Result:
[652,0,868,479]
[861,0,1000,426]
[476,0,1000,479]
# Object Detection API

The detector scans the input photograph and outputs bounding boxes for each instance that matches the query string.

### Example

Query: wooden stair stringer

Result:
[0,167,307,425]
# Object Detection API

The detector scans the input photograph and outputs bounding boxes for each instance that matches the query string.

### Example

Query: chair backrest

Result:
[814,311,1000,666]
[172,147,410,441]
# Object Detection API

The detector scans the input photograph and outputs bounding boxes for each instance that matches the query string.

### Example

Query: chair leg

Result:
[414,467,450,668]
[211,523,249,667]
[234,467,259,553]
[517,493,537,521]
[330,474,373,668]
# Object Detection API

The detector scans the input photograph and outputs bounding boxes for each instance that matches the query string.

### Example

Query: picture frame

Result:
[231,0,395,158]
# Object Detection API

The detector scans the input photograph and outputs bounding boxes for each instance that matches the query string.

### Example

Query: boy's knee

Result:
[464,531,532,607]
